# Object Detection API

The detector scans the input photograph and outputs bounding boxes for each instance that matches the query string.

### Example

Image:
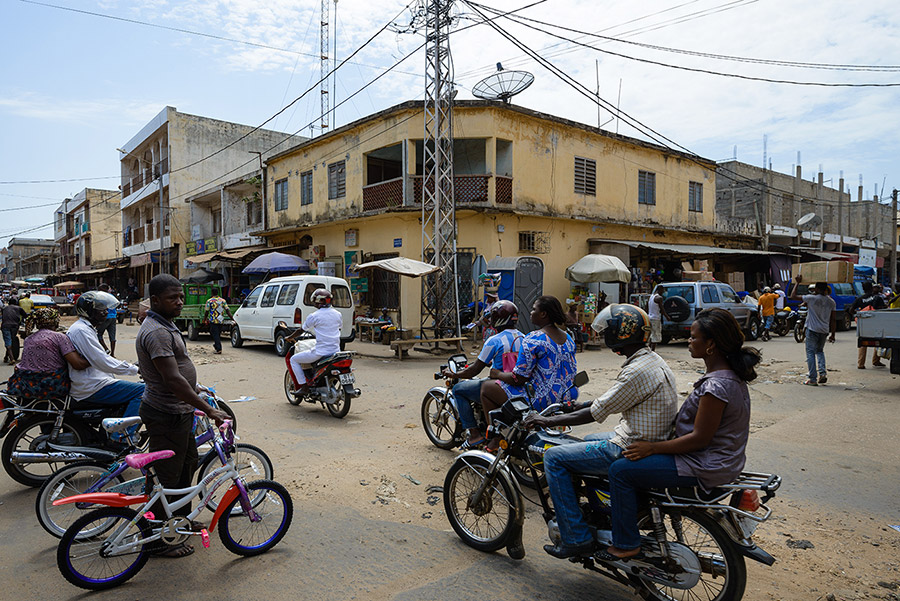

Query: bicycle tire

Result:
[36,461,127,538]
[218,479,293,556]
[196,443,273,512]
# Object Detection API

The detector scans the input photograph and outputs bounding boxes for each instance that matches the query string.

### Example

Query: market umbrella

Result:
[183,269,225,284]
[565,254,630,284]
[241,252,309,274]
[24,276,46,284]
[55,281,85,289]
[10,280,27,286]
[352,257,442,335]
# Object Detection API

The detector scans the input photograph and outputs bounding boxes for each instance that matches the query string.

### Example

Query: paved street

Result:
[1,323,898,601]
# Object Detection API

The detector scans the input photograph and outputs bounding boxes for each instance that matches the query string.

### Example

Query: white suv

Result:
[655,281,760,344]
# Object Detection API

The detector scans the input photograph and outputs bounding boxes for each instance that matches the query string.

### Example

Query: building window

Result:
[212,208,222,234]
[518,231,551,254]
[574,156,596,196]
[246,198,262,226]
[328,161,346,200]
[274,178,288,211]
[688,181,703,212]
[300,170,313,206]
[638,170,656,205]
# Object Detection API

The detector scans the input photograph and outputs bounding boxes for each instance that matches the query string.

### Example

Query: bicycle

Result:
[54,415,292,590]
[36,405,271,538]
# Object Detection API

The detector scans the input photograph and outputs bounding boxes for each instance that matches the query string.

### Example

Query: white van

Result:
[230,275,356,355]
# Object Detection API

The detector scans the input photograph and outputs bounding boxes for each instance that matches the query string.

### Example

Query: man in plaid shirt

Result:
[525,304,678,559]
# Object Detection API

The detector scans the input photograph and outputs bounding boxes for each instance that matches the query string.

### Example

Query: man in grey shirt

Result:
[137,274,228,558]
[789,276,836,386]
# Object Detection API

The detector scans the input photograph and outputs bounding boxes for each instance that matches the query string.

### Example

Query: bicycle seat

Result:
[125,450,175,470]
[102,416,143,434]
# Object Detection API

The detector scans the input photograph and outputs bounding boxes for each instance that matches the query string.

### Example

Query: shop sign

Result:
[350,277,368,292]
[393,238,402,248]
[345,229,358,247]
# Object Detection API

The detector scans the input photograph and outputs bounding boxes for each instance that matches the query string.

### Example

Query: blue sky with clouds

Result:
[2,0,899,249]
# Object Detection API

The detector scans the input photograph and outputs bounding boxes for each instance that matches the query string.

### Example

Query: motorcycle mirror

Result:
[573,371,589,388]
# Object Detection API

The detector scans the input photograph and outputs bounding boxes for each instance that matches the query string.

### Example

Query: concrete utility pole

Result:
[892,189,898,286]
[420,0,459,339]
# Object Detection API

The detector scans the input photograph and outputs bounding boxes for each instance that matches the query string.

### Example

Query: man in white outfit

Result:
[647,284,669,352]
[287,289,343,395]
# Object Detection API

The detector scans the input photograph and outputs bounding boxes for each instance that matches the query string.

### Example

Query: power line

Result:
[471,3,900,87]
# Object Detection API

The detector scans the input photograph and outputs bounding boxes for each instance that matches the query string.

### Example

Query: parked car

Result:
[655,281,759,344]
[785,282,859,331]
[231,275,356,355]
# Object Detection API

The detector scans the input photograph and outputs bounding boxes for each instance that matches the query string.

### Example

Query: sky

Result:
[2,0,899,250]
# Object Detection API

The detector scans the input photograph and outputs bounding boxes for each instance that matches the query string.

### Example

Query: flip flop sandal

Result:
[459,437,487,450]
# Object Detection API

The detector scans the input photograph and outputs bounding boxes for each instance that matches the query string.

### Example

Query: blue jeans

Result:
[2,327,14,349]
[545,431,623,546]
[764,315,774,331]
[81,380,145,439]
[805,329,828,381]
[451,378,485,431]
[607,454,698,550]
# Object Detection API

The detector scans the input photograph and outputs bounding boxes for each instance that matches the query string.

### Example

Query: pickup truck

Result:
[173,283,240,341]
[856,309,900,374]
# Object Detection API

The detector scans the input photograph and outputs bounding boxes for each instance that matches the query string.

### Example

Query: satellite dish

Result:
[472,64,534,104]
[797,213,823,230]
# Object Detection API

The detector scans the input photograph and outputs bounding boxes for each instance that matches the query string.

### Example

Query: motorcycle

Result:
[772,307,793,337]
[792,305,808,343]
[443,372,781,601]
[282,331,360,419]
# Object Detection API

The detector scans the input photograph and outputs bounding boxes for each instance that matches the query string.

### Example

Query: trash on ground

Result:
[400,473,421,485]
[227,395,256,403]
[786,539,815,549]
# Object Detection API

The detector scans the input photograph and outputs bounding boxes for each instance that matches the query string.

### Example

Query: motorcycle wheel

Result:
[420,390,461,450]
[631,509,746,601]
[794,322,806,343]
[284,371,302,405]
[36,461,126,539]
[196,443,274,512]
[443,454,517,552]
[325,378,351,419]
[1,414,94,487]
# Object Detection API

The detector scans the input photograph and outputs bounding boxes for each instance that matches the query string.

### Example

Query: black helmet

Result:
[75,290,119,326]
[489,300,518,330]
[311,289,333,308]
[591,304,651,350]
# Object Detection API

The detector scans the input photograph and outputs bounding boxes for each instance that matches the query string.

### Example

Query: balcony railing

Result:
[121,158,169,198]
[410,174,494,205]
[496,176,512,204]
[362,177,404,211]
[123,223,161,248]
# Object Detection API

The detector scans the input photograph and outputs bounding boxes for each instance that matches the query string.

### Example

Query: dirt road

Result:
[1,323,898,601]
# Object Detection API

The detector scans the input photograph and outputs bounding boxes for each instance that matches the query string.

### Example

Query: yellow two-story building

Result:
[259,100,726,325]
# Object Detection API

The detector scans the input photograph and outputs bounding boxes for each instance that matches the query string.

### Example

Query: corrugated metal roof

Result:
[588,239,777,256]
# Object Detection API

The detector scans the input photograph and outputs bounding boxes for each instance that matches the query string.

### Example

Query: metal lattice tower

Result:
[421,0,460,339]
[320,0,330,132]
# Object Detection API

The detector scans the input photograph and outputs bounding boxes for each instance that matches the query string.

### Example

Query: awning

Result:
[184,244,292,264]
[354,257,441,278]
[589,239,777,256]
[184,251,220,264]
[68,266,112,276]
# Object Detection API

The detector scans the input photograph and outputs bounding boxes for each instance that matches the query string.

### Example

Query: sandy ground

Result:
[1,318,899,600]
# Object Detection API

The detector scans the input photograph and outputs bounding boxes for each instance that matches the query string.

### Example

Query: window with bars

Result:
[300,170,313,206]
[274,178,288,211]
[328,160,346,200]
[638,170,656,205]
[574,156,596,196]
[246,198,262,226]
[688,181,703,212]
[518,231,551,254]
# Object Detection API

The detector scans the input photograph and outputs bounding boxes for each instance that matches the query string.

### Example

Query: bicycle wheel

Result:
[421,389,461,450]
[443,454,517,552]
[57,507,151,591]
[36,461,126,538]
[631,509,747,601]
[197,443,273,512]
[218,479,293,556]
[1,414,93,487]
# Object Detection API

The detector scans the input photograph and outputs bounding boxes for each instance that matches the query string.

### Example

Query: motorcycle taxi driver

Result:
[523,304,678,559]
[286,289,343,396]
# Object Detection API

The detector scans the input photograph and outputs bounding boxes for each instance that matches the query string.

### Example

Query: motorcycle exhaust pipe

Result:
[10,451,90,464]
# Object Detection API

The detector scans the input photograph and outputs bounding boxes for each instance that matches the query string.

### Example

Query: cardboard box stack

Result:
[790,261,852,284]
[682,260,714,282]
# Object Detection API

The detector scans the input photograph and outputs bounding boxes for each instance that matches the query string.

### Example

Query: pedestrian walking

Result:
[850,281,886,368]
[202,292,232,354]
[95,283,118,357]
[758,287,779,341]
[789,276,836,386]
[2,297,25,364]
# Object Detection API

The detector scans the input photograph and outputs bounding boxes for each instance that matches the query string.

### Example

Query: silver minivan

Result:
[655,281,760,343]
[231,275,356,355]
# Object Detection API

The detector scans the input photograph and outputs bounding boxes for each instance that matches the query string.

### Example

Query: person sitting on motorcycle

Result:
[773,283,786,310]
[523,304,678,559]
[7,307,91,402]
[440,300,523,449]
[481,296,578,448]
[67,291,144,436]
[286,288,343,396]
[603,308,759,561]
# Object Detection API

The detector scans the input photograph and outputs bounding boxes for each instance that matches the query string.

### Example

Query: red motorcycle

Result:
[282,333,359,419]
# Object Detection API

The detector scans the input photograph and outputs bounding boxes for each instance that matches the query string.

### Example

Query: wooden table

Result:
[390,336,465,360]
[355,320,391,343]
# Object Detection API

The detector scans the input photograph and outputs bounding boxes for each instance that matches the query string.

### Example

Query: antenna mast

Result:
[421,0,459,339]
[320,0,330,132]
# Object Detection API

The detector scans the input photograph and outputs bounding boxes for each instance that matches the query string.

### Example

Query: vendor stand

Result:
[564,254,630,347]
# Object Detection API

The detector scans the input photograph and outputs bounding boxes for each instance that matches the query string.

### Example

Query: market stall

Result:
[565,254,630,347]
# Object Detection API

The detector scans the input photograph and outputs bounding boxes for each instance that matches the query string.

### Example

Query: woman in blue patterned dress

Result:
[480,296,577,447]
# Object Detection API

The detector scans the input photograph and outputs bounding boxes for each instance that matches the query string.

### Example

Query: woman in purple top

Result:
[8,307,89,401]
[602,308,760,561]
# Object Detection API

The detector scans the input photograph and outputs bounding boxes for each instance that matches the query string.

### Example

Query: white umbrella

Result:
[352,257,442,334]
[565,254,630,284]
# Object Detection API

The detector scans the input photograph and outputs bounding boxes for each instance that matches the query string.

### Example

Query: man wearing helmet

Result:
[66,290,144,429]
[286,288,343,395]
[524,304,678,559]
[440,299,523,448]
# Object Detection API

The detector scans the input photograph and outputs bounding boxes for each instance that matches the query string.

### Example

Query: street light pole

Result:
[891,188,898,287]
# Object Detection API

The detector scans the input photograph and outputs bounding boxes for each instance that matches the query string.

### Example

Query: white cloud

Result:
[0,92,168,125]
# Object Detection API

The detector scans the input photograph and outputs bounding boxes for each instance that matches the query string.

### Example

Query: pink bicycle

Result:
[54,414,292,590]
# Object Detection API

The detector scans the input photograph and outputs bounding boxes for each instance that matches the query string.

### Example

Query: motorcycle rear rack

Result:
[649,472,781,524]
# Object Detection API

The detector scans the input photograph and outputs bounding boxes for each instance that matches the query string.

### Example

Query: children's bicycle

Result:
[54,414,292,590]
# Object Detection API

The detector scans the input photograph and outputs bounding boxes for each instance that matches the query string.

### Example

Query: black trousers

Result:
[209,323,222,352]
[139,404,198,518]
